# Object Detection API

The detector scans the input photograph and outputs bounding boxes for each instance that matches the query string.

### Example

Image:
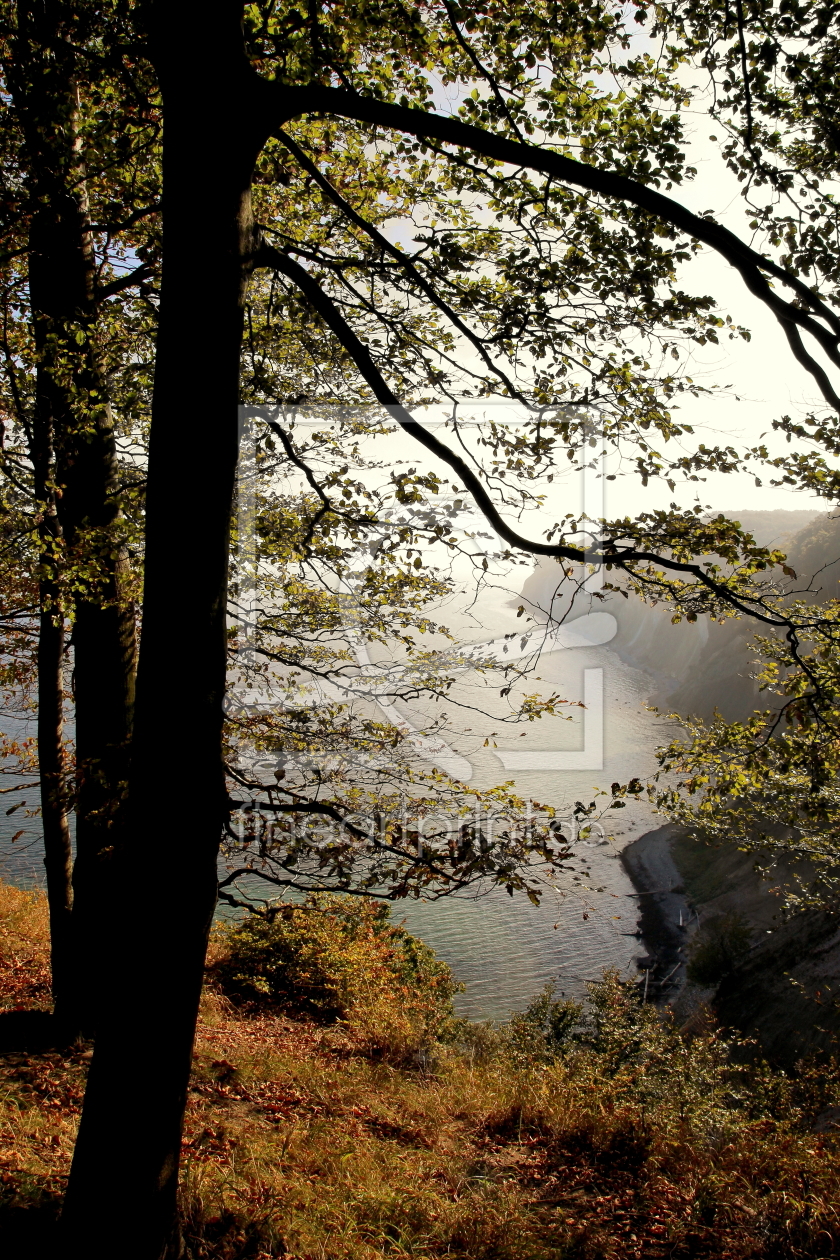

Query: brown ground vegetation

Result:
[2,881,840,1259]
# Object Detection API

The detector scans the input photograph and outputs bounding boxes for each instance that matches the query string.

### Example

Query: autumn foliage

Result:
[1,881,840,1257]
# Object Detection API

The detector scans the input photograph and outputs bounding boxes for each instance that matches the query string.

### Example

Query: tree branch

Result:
[273,129,530,404]
[439,0,527,144]
[265,84,840,398]
[96,261,155,301]
[781,322,840,413]
[253,240,585,563]
[253,240,812,629]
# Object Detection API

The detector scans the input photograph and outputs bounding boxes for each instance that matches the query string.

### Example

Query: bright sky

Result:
[618,101,826,519]
[414,52,836,523]
[279,47,836,537]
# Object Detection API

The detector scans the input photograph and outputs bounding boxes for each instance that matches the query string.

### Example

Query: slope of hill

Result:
[520,508,836,722]
[592,509,840,1059]
[4,881,840,1259]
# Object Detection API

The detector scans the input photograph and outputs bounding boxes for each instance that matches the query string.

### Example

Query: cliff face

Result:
[634,831,840,1068]
[569,507,840,1060]
[520,557,760,720]
[520,509,834,722]
[662,510,840,723]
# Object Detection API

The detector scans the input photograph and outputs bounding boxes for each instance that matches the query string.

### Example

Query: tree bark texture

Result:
[62,4,266,1253]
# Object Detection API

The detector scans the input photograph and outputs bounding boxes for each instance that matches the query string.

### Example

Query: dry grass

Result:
[0,881,50,1008]
[179,1002,840,1259]
[0,882,80,1254]
[2,882,840,1258]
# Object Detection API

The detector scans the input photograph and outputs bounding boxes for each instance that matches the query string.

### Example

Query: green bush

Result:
[214,895,462,1059]
[462,972,668,1070]
[504,985,584,1063]
[686,913,753,987]
[503,971,675,1074]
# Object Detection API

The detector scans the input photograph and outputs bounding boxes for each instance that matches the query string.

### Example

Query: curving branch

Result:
[254,240,818,634]
[273,129,530,404]
[255,239,583,562]
[226,795,485,891]
[96,261,155,302]
[781,323,840,414]
[262,83,840,409]
[253,410,381,548]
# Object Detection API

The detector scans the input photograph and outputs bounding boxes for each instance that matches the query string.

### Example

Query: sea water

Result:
[0,592,671,1021]
[367,591,670,1018]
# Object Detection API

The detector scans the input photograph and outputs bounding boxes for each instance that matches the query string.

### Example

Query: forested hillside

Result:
[523,509,840,721]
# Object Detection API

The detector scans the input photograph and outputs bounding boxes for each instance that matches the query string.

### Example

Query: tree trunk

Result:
[62,5,265,1253]
[59,389,138,1035]
[12,1,138,1034]
[34,457,74,1029]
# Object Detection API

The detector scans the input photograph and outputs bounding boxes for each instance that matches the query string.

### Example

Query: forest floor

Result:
[3,880,840,1259]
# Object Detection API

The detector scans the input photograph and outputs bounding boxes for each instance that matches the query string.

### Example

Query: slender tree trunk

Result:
[62,6,265,1253]
[12,1,138,1034]
[59,391,138,1034]
[37,603,74,1025]
[33,449,74,1028]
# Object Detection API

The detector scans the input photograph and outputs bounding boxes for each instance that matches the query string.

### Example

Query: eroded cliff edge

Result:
[622,826,840,1064]
[521,507,840,1061]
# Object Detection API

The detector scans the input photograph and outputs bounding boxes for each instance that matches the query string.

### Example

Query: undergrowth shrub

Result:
[687,911,753,985]
[213,895,462,1060]
[502,970,683,1075]
[507,970,840,1140]
[503,984,583,1063]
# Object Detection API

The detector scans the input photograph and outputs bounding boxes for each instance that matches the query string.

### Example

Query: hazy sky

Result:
[284,63,837,536]
[600,81,833,520]
[416,60,836,523]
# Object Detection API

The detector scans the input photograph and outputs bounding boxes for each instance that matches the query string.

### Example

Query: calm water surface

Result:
[378,592,669,1018]
[0,590,671,1021]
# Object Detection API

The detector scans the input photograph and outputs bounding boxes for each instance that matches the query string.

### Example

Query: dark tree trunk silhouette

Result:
[62,5,265,1253]
[12,0,138,1034]
[32,408,74,1031]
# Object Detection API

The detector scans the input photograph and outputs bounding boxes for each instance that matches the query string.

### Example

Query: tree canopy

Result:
[1,1,840,1255]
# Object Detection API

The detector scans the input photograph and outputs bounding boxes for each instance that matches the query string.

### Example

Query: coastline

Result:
[619,824,694,1004]
[620,824,840,1060]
